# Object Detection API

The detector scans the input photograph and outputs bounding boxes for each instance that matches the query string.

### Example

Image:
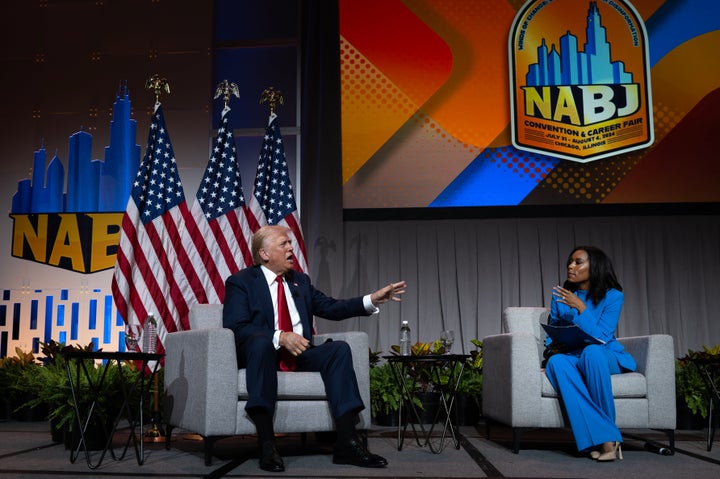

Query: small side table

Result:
[383,354,470,453]
[63,351,164,469]
[698,359,720,451]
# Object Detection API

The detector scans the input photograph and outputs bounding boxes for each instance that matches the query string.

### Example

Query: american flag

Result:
[248,113,308,272]
[112,103,205,350]
[187,105,253,302]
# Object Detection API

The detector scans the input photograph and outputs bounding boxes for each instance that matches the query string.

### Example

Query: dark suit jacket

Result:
[223,265,370,347]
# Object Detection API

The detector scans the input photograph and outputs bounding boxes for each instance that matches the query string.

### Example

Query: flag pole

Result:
[259,86,296,435]
[179,80,245,443]
[143,73,170,444]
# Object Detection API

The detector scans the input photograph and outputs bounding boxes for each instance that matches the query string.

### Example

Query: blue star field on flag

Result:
[253,115,297,225]
[131,105,185,223]
[197,107,246,221]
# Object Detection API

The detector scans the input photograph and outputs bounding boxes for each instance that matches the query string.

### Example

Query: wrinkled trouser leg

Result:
[545,345,622,451]
[297,340,364,419]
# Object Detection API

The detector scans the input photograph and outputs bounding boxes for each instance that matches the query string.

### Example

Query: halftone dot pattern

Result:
[540,153,640,203]
[535,97,688,204]
[340,38,415,117]
[652,100,685,142]
[483,146,556,183]
[341,36,419,182]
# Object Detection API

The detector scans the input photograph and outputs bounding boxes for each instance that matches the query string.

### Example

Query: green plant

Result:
[369,362,403,417]
[0,347,43,416]
[368,349,422,419]
[388,341,447,392]
[368,348,382,368]
[389,340,446,356]
[457,339,483,408]
[676,343,720,419]
[21,340,138,431]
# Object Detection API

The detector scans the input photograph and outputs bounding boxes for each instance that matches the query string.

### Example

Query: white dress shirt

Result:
[260,265,378,349]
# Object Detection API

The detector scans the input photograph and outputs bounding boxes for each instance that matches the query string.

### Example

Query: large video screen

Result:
[339,0,720,215]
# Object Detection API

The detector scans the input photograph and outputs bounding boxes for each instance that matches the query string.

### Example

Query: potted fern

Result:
[455,339,483,426]
[21,340,137,449]
[0,347,46,421]
[675,343,720,429]
[370,361,404,426]
[387,340,449,424]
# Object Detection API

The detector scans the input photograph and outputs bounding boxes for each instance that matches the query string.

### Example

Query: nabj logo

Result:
[509,0,653,162]
[9,89,140,273]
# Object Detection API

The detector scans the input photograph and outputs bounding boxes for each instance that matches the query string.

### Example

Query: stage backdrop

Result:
[0,0,301,358]
[1,1,718,362]
[340,0,720,212]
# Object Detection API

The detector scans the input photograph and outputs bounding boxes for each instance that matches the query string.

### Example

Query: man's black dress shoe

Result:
[258,440,285,472]
[333,437,387,468]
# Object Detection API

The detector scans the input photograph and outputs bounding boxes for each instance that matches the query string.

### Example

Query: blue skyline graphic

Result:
[526,1,633,86]
[11,88,141,214]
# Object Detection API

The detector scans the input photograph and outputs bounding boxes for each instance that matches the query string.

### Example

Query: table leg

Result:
[702,365,719,452]
[425,361,464,453]
[66,359,116,469]
[65,355,160,468]
[708,395,716,452]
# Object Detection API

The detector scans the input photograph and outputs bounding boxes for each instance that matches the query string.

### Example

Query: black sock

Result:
[335,412,358,445]
[247,408,275,444]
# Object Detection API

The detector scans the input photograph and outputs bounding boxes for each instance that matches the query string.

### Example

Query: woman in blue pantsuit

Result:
[543,246,636,462]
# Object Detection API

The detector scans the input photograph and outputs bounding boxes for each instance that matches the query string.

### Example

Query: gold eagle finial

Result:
[259,87,284,115]
[145,74,171,104]
[214,80,240,108]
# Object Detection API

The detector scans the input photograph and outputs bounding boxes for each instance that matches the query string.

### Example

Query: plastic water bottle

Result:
[400,321,411,356]
[143,314,157,353]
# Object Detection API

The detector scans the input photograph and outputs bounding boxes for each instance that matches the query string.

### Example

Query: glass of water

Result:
[124,323,141,352]
[440,330,454,354]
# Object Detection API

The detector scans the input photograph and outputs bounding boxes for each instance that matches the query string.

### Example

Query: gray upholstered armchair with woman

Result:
[544,246,635,462]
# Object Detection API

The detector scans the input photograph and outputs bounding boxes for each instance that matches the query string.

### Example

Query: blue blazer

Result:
[547,288,636,372]
[223,265,370,347]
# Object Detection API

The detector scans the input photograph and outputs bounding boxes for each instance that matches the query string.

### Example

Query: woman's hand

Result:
[553,285,586,313]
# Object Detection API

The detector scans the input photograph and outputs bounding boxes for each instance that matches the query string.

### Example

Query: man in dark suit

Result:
[223,225,406,472]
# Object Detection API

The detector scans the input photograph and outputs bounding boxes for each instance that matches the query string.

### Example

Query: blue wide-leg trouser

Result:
[545,345,623,451]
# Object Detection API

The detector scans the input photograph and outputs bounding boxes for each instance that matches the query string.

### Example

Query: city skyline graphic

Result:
[11,88,140,214]
[525,1,633,87]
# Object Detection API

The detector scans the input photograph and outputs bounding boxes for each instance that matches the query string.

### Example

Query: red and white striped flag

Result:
[112,103,206,349]
[187,105,253,302]
[247,113,308,272]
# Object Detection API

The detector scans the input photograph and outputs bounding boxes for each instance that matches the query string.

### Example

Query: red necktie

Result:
[276,275,296,371]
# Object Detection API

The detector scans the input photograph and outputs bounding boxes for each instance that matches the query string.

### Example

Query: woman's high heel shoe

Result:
[597,442,623,462]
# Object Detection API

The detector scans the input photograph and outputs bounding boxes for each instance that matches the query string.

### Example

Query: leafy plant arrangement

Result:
[389,340,446,392]
[21,340,139,432]
[456,339,483,408]
[368,349,421,419]
[0,347,43,419]
[369,348,382,368]
[676,343,720,419]
[370,361,403,417]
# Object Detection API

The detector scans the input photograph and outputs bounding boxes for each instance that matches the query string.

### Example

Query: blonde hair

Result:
[251,225,290,265]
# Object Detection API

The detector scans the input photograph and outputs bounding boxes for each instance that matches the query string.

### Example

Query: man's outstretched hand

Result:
[370,281,407,306]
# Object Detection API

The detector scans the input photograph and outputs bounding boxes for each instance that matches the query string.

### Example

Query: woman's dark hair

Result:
[563,245,622,305]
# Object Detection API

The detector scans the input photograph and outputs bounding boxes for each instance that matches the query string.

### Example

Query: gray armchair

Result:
[482,307,676,453]
[163,303,371,465]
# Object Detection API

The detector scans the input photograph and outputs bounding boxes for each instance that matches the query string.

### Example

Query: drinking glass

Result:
[124,323,142,352]
[440,330,454,354]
